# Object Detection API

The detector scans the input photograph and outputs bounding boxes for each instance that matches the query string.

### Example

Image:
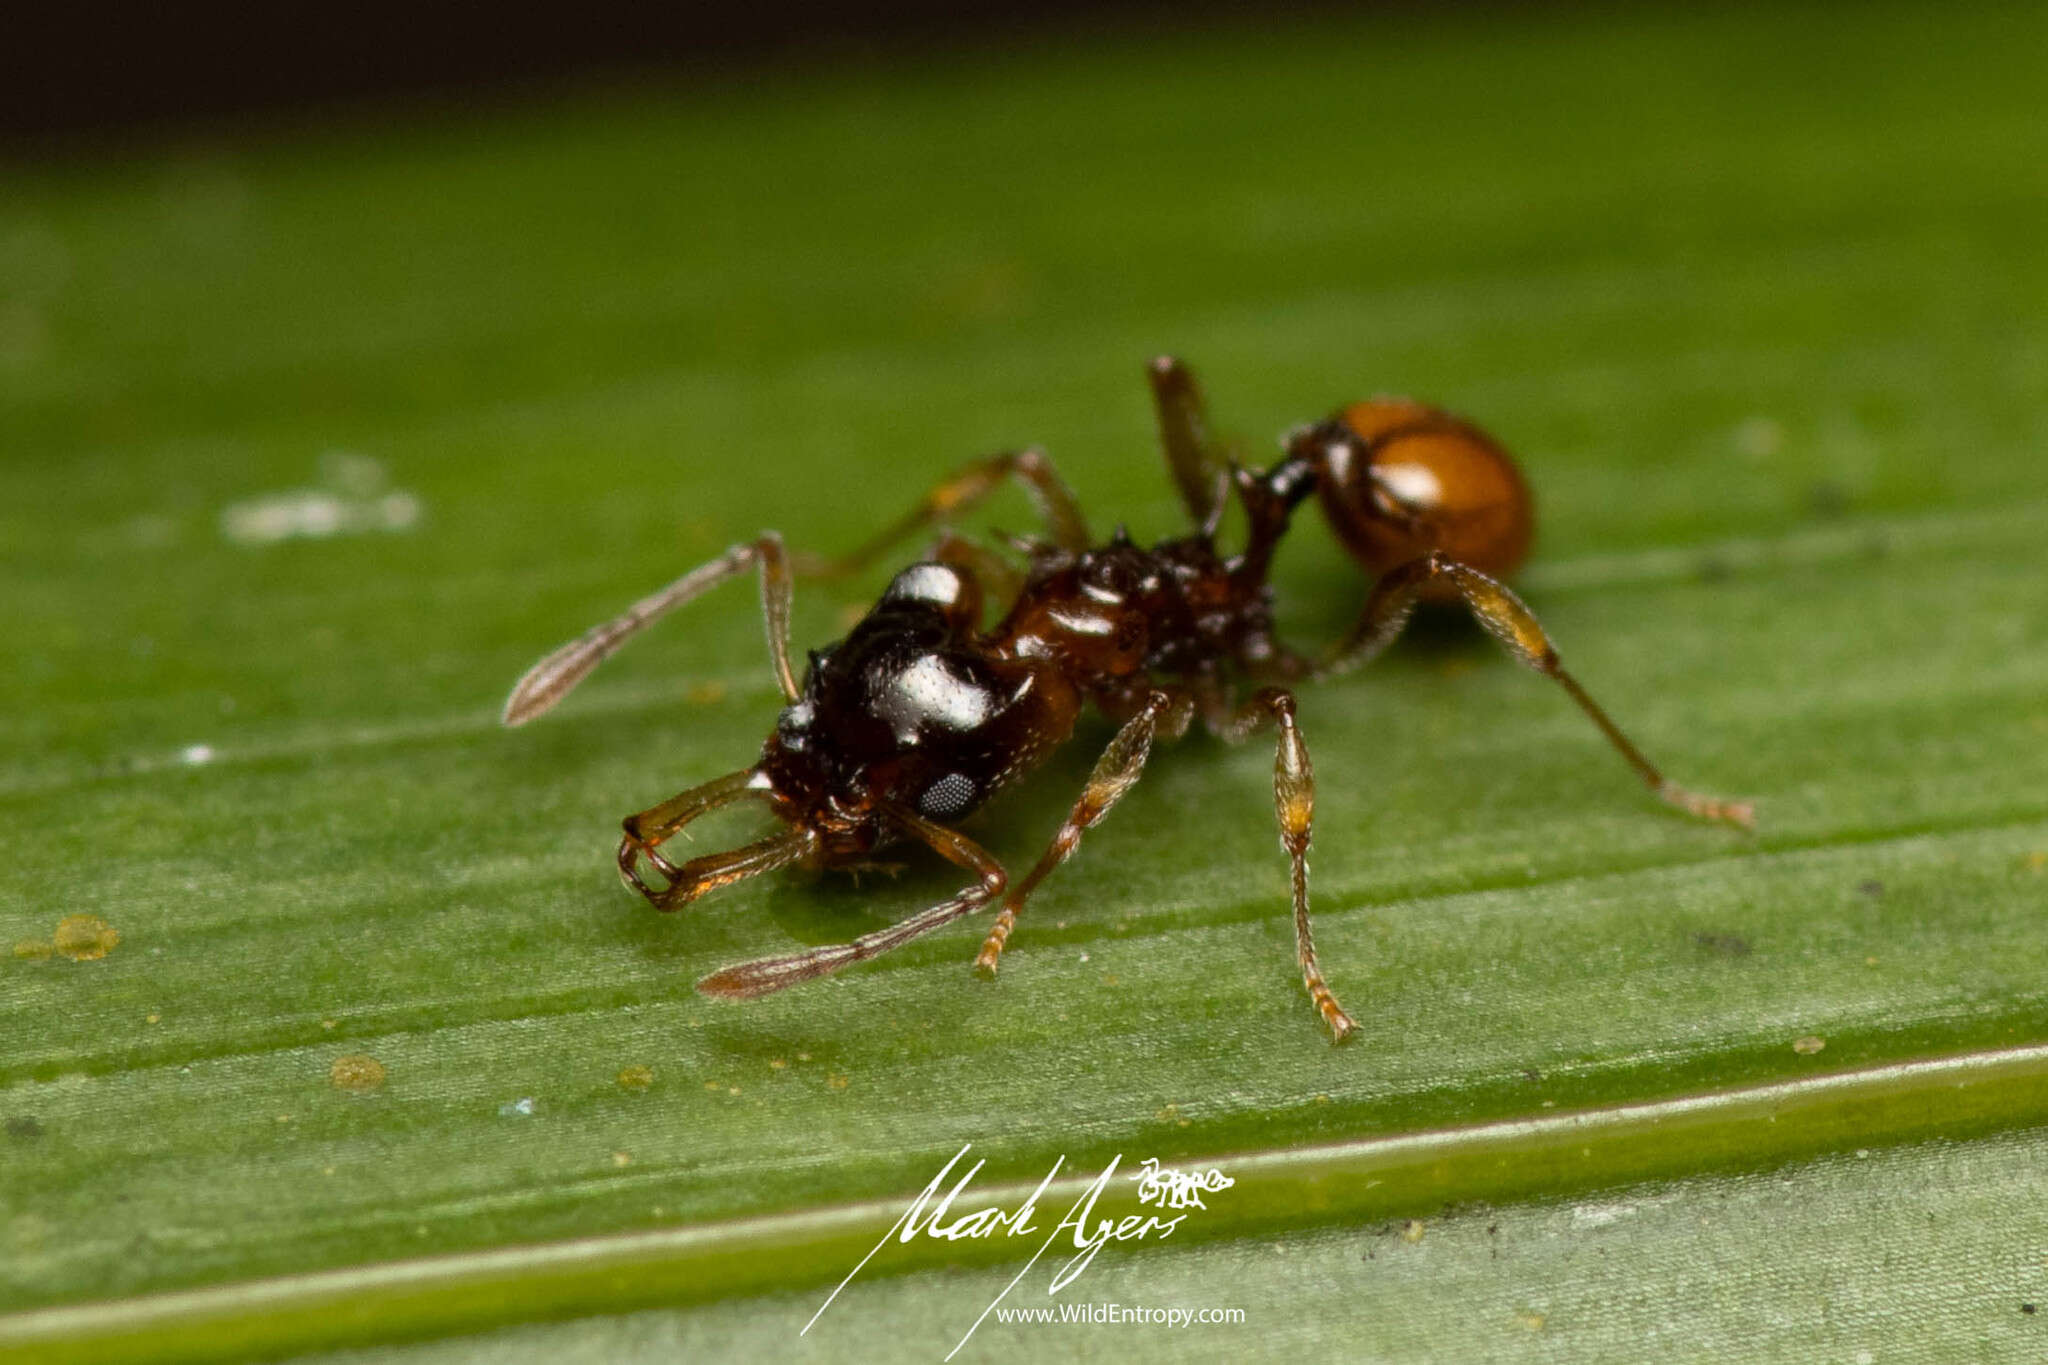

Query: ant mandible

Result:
[502,358,1753,1043]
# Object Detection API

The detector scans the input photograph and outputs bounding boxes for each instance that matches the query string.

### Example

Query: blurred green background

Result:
[4,1,2048,1360]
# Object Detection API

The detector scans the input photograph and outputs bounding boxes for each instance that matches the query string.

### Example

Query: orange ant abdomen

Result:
[1314,398,1534,589]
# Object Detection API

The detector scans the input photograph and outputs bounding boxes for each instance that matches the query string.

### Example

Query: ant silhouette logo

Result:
[1131,1157,1234,1211]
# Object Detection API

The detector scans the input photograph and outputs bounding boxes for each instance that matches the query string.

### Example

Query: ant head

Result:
[751,563,1082,857]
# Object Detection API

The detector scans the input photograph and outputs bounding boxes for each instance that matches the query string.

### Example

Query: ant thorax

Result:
[993,532,1284,685]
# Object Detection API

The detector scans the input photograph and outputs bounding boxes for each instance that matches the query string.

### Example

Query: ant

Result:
[502,358,1753,1042]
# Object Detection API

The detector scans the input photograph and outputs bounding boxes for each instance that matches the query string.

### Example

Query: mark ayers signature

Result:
[803,1142,1234,1358]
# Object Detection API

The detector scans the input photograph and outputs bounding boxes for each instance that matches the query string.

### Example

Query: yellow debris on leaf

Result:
[53,915,119,961]
[329,1054,387,1094]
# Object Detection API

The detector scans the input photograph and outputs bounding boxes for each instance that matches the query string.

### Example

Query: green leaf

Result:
[5,2,2047,1360]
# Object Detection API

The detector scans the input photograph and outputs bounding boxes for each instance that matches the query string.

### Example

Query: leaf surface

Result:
[3,2,2046,1359]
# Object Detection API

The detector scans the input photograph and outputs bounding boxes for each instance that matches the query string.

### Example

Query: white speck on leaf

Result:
[1570,1201,1640,1229]
[220,455,424,546]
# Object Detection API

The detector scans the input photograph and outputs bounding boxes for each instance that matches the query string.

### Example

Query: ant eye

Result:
[776,700,815,746]
[917,772,979,819]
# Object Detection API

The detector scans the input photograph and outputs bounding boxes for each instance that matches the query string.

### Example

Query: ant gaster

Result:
[503,358,1753,1042]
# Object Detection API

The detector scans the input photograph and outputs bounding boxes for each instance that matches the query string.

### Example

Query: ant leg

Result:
[504,533,799,725]
[616,768,816,910]
[696,808,1008,998]
[1209,687,1356,1044]
[793,448,1089,578]
[1147,355,1229,534]
[1323,552,1755,829]
[972,688,1188,976]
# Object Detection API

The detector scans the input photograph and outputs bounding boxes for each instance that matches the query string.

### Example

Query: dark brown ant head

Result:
[757,563,991,846]
[1296,400,1535,586]
[620,560,1085,910]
